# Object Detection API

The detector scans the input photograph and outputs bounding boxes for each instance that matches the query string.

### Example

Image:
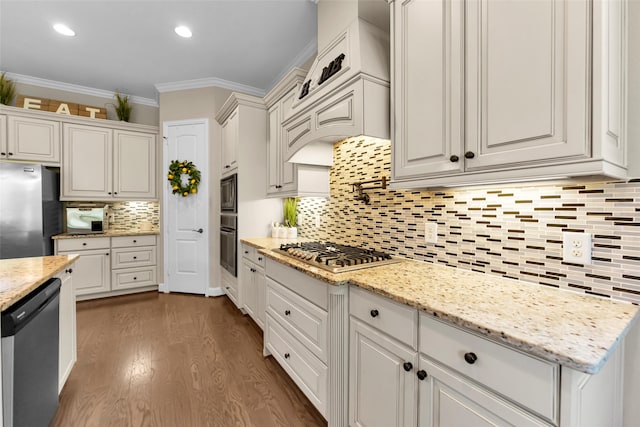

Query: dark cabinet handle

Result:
[284,353,290,359]
[65,268,73,274]
[133,256,137,260]
[0,152,5,156]
[285,310,291,316]
[464,352,478,364]
[449,155,459,162]
[258,257,263,261]
[114,192,118,195]
[106,252,109,256]
[133,277,137,280]
[403,362,413,372]
[108,192,112,195]
[225,165,230,169]
[370,309,379,318]
[464,151,475,159]
[251,268,256,273]
[7,152,13,156]
[244,250,249,254]
[133,239,137,243]
[225,286,230,290]
[417,370,427,380]
[82,243,87,246]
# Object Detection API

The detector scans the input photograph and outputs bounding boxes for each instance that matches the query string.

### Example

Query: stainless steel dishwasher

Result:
[1,277,61,427]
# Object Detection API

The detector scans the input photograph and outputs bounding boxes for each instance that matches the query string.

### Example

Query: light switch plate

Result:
[425,222,438,244]
[562,232,592,264]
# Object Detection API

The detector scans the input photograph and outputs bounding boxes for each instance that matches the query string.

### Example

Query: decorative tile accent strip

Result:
[297,137,640,304]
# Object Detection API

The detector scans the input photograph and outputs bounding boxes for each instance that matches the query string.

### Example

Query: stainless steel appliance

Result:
[1,277,61,427]
[65,207,105,234]
[220,174,237,212]
[220,214,237,277]
[277,242,399,273]
[0,162,62,259]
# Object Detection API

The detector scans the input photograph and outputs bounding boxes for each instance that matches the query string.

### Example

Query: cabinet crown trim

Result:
[215,92,266,124]
[264,68,308,108]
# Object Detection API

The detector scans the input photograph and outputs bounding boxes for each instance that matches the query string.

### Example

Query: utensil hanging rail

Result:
[349,176,388,192]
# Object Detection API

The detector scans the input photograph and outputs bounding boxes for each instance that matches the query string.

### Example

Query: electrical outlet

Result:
[425,222,438,244]
[562,232,592,264]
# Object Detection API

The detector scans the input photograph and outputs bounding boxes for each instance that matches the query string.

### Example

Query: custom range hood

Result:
[282,2,390,166]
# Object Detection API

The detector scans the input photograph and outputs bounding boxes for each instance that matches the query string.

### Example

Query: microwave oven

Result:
[66,207,105,234]
[220,174,237,212]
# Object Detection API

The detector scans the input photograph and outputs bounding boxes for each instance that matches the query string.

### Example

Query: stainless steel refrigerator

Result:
[0,162,62,259]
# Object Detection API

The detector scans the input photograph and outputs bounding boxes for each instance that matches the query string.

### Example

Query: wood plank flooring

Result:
[52,292,327,427]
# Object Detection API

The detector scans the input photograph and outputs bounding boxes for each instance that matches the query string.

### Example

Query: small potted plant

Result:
[283,197,298,238]
[114,92,132,122]
[0,72,16,105]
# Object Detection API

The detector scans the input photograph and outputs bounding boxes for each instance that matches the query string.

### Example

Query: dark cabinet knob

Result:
[106,252,109,256]
[244,250,249,254]
[285,310,291,316]
[258,257,263,261]
[403,362,413,372]
[225,165,230,169]
[65,268,73,274]
[284,353,290,359]
[133,240,137,243]
[251,268,256,273]
[370,309,379,318]
[449,155,459,162]
[0,152,5,156]
[464,151,475,159]
[133,256,137,260]
[133,277,137,280]
[225,286,230,290]
[464,352,478,364]
[7,152,13,156]
[114,192,118,195]
[417,370,427,380]
[82,242,87,246]
[108,192,112,195]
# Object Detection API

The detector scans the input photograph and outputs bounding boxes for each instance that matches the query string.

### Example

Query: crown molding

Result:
[154,76,265,98]
[265,37,317,94]
[3,72,158,107]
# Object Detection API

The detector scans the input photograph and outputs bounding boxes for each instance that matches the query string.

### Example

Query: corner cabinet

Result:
[221,108,238,175]
[62,124,156,200]
[264,68,330,198]
[391,0,629,188]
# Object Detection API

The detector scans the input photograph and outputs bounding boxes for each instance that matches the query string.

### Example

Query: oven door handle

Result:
[220,228,235,234]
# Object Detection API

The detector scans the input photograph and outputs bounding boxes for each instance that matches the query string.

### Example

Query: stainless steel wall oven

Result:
[220,214,237,277]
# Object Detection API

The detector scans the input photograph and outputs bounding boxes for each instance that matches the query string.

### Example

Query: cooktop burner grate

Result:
[276,242,399,273]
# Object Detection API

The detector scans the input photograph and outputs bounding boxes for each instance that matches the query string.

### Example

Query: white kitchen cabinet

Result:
[0,115,6,159]
[56,265,76,394]
[220,108,238,175]
[350,318,418,427]
[55,235,158,299]
[62,123,156,200]
[56,237,111,296]
[264,68,330,198]
[241,244,266,329]
[391,0,628,188]
[113,130,156,199]
[4,116,60,164]
[221,268,240,308]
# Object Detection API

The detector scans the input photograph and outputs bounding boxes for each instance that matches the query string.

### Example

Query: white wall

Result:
[158,87,232,292]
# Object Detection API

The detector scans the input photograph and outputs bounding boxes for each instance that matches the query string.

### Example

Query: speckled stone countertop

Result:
[0,255,79,311]
[53,229,160,239]
[241,237,639,374]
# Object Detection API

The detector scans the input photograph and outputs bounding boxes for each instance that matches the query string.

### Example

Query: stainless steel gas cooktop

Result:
[276,242,399,273]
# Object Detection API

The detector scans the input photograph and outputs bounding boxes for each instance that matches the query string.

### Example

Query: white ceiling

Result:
[0,0,318,104]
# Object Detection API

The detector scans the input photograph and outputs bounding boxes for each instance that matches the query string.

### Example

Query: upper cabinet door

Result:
[464,0,589,170]
[392,0,465,180]
[113,130,156,199]
[221,109,239,175]
[62,123,112,199]
[7,116,61,164]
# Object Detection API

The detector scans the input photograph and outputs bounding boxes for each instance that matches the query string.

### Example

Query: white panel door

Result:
[164,120,209,295]
[465,0,589,170]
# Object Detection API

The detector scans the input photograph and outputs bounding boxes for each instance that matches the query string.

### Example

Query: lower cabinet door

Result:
[242,261,258,322]
[60,249,110,296]
[349,318,418,427]
[418,355,550,427]
[57,267,76,393]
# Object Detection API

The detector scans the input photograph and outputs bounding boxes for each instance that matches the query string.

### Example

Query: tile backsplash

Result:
[63,201,159,231]
[297,137,640,304]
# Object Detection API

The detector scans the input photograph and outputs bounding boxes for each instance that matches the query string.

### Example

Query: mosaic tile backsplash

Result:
[63,201,159,231]
[297,138,640,304]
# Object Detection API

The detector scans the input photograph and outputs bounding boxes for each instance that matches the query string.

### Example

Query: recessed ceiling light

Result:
[53,24,76,37]
[174,26,192,38]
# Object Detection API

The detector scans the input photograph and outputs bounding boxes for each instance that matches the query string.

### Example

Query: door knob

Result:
[192,228,204,233]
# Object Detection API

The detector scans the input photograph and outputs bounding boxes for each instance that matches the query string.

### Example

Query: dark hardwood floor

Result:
[52,292,327,427]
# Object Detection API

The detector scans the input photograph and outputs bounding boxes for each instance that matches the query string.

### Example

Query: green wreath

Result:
[167,160,201,197]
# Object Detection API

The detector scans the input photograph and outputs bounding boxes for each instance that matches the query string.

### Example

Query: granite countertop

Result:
[241,237,639,374]
[53,229,160,239]
[0,255,80,311]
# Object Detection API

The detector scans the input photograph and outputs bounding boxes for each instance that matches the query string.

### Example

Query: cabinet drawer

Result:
[221,268,239,307]
[266,278,328,363]
[265,315,327,416]
[350,286,418,349]
[241,244,266,268]
[419,314,559,424]
[111,246,156,269]
[56,237,110,251]
[111,234,156,248]
[112,266,156,290]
